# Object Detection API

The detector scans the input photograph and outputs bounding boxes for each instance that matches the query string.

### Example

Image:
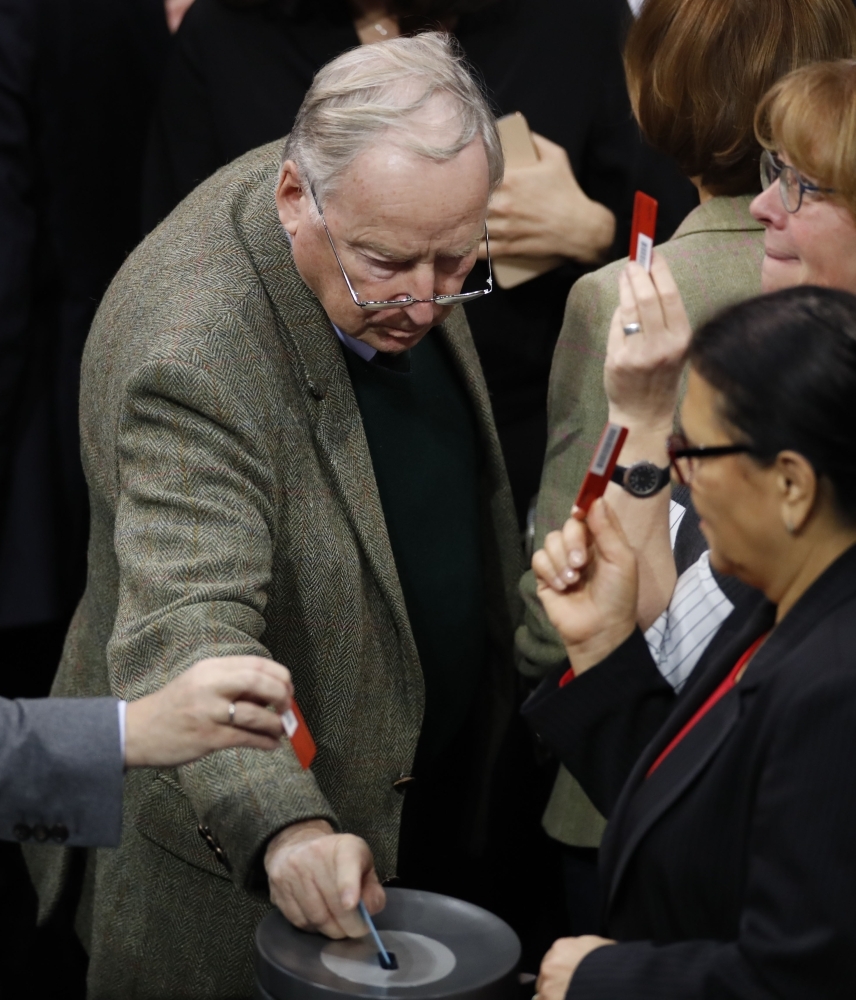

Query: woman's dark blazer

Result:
[523,543,856,999]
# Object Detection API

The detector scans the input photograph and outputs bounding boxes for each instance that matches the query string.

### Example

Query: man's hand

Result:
[536,936,615,1000]
[532,499,638,673]
[265,820,386,938]
[481,133,615,264]
[124,656,294,768]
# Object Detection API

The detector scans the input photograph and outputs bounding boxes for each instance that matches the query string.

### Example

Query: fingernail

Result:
[561,567,578,585]
[569,549,586,567]
[552,576,568,592]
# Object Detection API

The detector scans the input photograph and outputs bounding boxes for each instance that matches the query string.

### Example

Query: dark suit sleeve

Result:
[522,629,676,817]
[568,649,856,999]
[0,696,124,847]
[0,0,37,476]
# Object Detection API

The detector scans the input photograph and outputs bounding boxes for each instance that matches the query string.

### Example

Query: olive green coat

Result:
[516,196,765,848]
[25,141,523,999]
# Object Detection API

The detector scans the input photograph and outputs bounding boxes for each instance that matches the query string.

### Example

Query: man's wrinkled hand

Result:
[536,935,615,1000]
[264,820,386,939]
[481,133,615,263]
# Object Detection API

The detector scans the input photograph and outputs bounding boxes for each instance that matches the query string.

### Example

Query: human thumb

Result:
[587,498,634,569]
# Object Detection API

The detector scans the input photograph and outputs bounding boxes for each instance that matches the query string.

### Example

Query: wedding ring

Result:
[228,702,236,726]
[623,322,641,335]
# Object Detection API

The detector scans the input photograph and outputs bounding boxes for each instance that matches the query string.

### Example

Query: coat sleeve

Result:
[522,629,676,817]
[569,640,856,999]
[107,351,339,889]
[515,267,620,677]
[0,696,124,847]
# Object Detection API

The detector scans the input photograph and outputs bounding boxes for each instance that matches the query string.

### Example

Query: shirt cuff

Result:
[118,700,127,764]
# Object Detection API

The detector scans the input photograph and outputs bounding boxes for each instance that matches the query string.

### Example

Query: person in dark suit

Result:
[2,655,293,847]
[142,0,697,525]
[523,286,856,998]
[0,0,171,693]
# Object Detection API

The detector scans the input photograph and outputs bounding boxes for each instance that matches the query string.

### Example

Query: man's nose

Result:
[402,266,440,324]
[750,182,785,228]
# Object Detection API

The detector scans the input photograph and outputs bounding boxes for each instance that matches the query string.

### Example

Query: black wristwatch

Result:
[611,461,671,498]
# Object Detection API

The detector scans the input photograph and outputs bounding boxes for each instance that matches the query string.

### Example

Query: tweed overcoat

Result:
[25,141,523,999]
[515,196,765,849]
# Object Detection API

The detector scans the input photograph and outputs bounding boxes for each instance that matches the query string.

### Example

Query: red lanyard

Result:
[647,633,769,778]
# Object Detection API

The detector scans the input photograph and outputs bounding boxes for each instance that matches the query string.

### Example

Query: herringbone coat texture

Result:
[515,196,765,850]
[25,140,523,999]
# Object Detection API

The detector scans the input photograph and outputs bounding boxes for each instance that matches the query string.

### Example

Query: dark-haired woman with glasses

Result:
[525,286,856,999]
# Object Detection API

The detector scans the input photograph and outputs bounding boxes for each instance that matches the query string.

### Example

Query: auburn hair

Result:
[755,60,856,222]
[624,0,856,197]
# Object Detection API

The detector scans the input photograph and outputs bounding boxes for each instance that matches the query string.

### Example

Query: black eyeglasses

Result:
[667,432,753,485]
[308,186,493,312]
[759,149,836,214]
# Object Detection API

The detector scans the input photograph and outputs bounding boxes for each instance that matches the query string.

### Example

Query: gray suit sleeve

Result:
[0,696,124,847]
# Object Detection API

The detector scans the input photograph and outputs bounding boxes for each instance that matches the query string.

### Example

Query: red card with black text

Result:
[629,191,658,272]
[281,701,317,769]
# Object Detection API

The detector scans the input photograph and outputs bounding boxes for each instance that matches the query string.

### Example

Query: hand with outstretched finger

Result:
[605,252,693,430]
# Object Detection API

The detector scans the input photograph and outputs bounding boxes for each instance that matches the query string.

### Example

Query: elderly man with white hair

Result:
[26,32,523,999]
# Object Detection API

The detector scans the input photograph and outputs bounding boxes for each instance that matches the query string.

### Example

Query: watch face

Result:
[626,463,661,496]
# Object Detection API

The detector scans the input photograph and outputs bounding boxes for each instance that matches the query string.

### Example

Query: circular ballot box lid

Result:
[255,888,521,1000]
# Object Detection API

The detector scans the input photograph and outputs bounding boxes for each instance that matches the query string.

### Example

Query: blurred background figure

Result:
[142,0,697,526]
[0,1,193,991]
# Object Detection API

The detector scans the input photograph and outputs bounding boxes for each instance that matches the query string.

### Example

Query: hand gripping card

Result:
[629,191,658,273]
[281,701,317,768]
[571,422,628,521]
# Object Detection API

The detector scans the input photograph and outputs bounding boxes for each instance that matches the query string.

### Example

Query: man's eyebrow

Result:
[347,232,483,262]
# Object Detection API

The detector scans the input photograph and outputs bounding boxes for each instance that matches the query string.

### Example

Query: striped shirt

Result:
[644,500,734,691]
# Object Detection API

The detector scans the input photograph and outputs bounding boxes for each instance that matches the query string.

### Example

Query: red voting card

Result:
[629,191,658,272]
[571,422,628,521]
[281,701,317,769]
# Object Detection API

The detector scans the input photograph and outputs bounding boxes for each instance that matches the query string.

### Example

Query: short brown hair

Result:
[625,0,856,197]
[755,60,856,221]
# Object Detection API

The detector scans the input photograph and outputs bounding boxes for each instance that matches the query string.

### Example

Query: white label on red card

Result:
[636,233,653,272]
[281,709,298,738]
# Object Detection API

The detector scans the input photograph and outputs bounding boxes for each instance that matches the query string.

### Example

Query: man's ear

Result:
[276,160,305,235]
[775,450,818,535]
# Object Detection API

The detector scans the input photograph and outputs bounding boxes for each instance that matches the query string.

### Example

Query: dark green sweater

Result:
[342,331,486,765]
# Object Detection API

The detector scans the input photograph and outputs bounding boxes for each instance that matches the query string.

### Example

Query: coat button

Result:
[32,824,49,843]
[13,823,31,842]
[50,824,69,844]
[307,378,326,400]
[392,775,415,794]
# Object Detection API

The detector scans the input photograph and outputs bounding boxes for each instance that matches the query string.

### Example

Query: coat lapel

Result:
[237,167,414,647]
[600,597,774,914]
[601,543,856,920]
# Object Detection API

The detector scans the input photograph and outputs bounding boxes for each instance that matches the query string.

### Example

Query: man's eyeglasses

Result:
[759,149,836,214]
[308,187,493,312]
[667,432,753,485]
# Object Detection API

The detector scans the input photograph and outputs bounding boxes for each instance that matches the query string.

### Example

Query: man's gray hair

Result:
[283,32,503,205]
